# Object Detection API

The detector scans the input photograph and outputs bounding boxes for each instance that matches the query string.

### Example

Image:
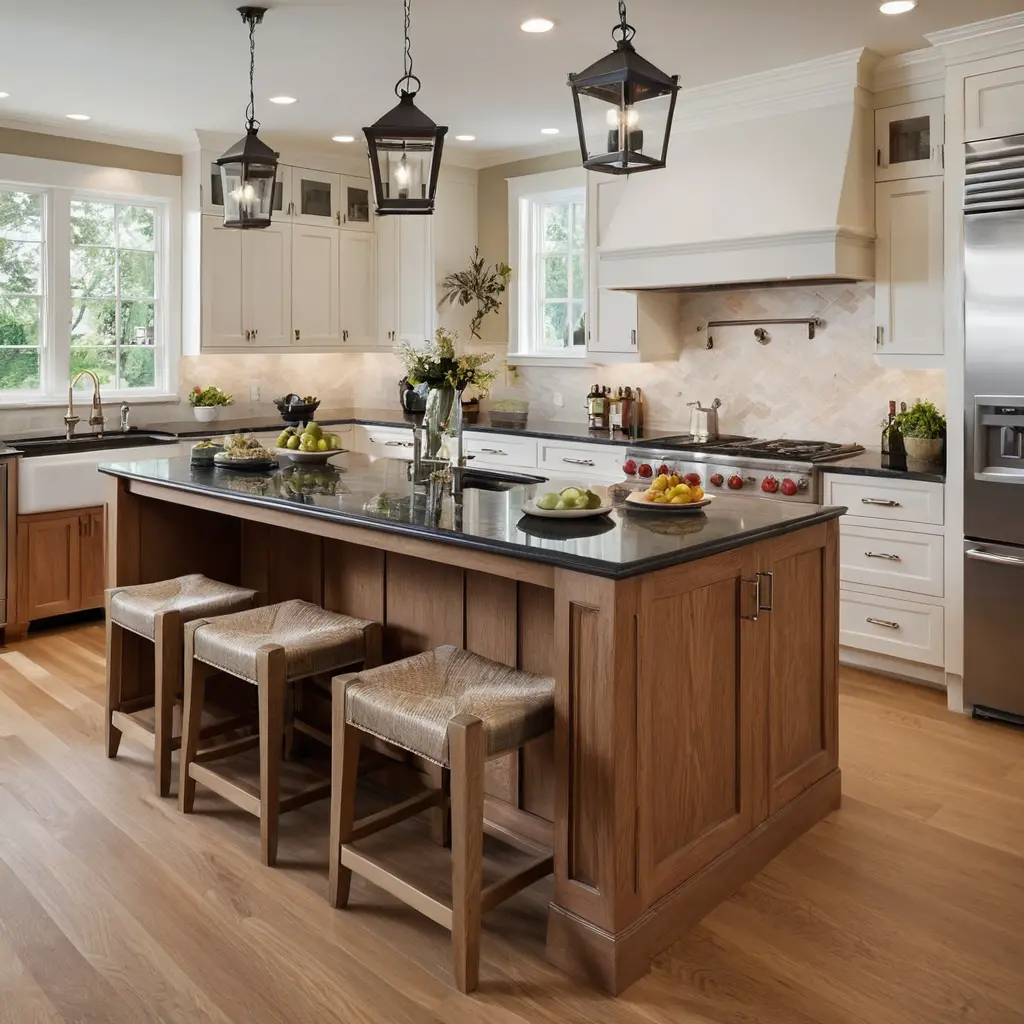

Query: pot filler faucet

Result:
[64,369,105,439]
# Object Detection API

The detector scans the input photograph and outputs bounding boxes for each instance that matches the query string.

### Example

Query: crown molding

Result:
[475,139,579,172]
[0,113,184,156]
[926,12,1024,64]
[872,48,945,93]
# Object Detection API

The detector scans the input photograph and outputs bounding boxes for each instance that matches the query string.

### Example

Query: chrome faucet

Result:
[120,401,131,431]
[65,370,105,439]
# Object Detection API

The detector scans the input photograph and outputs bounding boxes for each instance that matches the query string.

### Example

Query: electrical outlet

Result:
[553,392,564,408]
[249,383,261,403]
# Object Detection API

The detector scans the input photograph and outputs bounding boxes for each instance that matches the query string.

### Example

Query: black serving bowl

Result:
[274,394,321,424]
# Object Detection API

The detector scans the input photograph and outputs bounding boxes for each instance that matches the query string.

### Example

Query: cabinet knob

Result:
[245,329,251,342]
[294,329,300,342]
[343,330,349,342]
[876,325,884,348]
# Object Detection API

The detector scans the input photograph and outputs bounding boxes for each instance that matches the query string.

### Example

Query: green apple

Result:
[317,438,329,451]
[537,492,560,511]
[560,487,581,503]
[286,435,301,450]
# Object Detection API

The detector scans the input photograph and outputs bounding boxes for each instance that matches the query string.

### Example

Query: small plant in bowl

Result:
[894,399,946,463]
[189,385,234,423]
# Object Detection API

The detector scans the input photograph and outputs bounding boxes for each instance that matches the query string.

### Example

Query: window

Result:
[0,188,44,391]
[0,163,176,403]
[70,200,158,390]
[508,167,588,359]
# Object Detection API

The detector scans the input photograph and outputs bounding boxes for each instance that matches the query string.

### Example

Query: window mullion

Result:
[49,190,72,398]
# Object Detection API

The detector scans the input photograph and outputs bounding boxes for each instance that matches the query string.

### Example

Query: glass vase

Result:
[424,386,457,462]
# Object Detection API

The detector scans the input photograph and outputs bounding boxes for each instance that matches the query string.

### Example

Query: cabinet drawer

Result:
[463,432,537,469]
[823,474,943,526]
[839,523,944,597]
[362,426,416,458]
[537,441,628,482]
[840,590,944,667]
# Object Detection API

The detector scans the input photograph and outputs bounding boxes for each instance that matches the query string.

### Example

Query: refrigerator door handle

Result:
[966,547,1024,567]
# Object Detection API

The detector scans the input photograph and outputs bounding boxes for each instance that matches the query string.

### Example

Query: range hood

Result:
[596,50,877,292]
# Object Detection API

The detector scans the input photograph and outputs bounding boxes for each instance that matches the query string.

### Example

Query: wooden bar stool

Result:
[329,645,555,994]
[105,574,257,796]
[179,599,381,867]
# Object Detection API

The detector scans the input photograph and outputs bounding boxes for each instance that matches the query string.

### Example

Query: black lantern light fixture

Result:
[363,0,448,215]
[217,6,279,229]
[568,1,679,176]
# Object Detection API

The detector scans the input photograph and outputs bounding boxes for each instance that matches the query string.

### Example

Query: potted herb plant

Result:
[189,385,234,423]
[438,247,512,340]
[399,329,497,461]
[894,399,946,463]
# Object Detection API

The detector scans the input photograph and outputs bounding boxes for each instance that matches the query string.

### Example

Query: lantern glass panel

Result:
[220,160,276,226]
[576,88,673,172]
[372,138,435,202]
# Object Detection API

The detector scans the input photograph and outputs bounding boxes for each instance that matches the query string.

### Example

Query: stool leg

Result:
[329,684,361,908]
[104,611,124,759]
[179,622,209,814]
[153,610,181,798]
[449,715,484,994]
[257,645,287,868]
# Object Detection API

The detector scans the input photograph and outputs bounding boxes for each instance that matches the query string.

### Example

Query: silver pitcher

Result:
[687,398,722,440]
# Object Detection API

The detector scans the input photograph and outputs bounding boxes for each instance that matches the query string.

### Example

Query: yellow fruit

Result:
[670,495,689,504]
[691,486,705,502]
[674,484,692,502]
[668,475,681,487]
[654,494,671,504]
[649,477,668,493]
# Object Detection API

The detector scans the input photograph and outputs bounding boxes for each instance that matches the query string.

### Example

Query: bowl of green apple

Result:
[521,485,613,519]
[273,423,346,464]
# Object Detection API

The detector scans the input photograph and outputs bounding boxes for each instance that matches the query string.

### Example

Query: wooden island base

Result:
[106,473,841,995]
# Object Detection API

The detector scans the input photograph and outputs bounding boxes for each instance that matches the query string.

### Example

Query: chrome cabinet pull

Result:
[876,325,884,347]
[757,570,774,612]
[480,448,507,456]
[383,440,414,448]
[245,329,251,342]
[740,577,760,622]
[563,458,595,467]
[861,498,901,507]
[294,329,300,342]
[630,329,637,347]
[966,548,1024,567]
[865,551,901,562]
[866,617,900,630]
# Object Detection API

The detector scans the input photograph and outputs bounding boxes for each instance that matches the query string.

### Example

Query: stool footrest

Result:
[293,719,331,748]
[188,762,261,816]
[350,789,445,843]
[194,735,259,764]
[111,709,157,750]
[341,846,454,931]
[480,854,553,913]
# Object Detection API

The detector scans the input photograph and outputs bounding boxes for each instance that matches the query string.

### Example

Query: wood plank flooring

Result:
[0,620,1022,1023]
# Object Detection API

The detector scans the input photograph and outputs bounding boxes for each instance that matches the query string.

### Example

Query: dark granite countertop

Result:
[818,448,945,484]
[99,453,845,580]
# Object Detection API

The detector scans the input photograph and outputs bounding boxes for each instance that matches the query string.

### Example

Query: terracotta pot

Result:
[904,437,944,463]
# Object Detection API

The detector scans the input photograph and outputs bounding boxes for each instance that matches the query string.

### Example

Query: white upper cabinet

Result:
[434,176,478,339]
[340,232,377,347]
[201,218,245,348]
[290,167,341,225]
[875,178,944,359]
[244,222,293,347]
[341,177,374,231]
[875,100,944,181]
[965,65,1024,142]
[377,215,435,349]
[292,224,340,346]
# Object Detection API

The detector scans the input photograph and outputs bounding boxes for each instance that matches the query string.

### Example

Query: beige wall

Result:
[477,149,579,349]
[0,126,181,176]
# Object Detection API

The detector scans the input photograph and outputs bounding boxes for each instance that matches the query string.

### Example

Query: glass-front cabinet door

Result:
[341,177,373,231]
[876,99,944,181]
[290,168,340,225]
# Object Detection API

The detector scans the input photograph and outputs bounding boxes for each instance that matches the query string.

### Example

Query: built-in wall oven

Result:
[963,133,1024,723]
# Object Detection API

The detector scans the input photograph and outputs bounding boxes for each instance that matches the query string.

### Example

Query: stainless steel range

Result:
[621,437,865,503]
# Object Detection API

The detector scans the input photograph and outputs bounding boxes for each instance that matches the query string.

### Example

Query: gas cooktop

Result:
[637,436,862,463]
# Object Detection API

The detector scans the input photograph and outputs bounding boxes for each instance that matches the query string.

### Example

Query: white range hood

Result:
[597,49,877,292]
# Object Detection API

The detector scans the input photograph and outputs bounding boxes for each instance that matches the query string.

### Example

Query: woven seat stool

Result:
[329,645,555,993]
[105,574,257,796]
[179,599,381,866]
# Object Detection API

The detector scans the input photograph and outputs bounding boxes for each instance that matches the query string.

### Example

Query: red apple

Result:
[638,463,654,478]
[728,475,744,490]
[684,473,702,487]
[623,459,637,476]
[781,478,799,496]
[657,464,670,477]
[761,476,778,494]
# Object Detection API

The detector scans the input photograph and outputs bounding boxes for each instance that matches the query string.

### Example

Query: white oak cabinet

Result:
[874,178,944,359]
[965,64,1024,142]
[201,216,291,349]
[292,224,339,346]
[377,215,435,349]
[875,100,944,181]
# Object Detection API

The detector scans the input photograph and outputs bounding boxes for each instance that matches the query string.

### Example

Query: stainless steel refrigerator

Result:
[964,133,1024,724]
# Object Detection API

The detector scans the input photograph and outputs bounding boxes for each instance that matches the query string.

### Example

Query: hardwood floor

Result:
[0,620,1022,1023]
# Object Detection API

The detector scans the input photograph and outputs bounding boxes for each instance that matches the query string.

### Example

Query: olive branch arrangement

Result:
[438,247,512,340]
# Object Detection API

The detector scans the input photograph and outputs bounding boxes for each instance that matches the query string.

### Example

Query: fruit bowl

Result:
[273,394,320,424]
[624,492,714,513]
[273,447,345,465]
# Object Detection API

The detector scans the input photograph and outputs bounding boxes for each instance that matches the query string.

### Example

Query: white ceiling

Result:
[0,0,1022,165]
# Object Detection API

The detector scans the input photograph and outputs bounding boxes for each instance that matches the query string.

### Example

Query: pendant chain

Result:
[245,14,258,131]
[614,1,636,44]
[395,0,422,97]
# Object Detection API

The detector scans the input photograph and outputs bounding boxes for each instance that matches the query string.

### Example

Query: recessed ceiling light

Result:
[66,113,91,121]
[332,135,355,143]
[0,93,9,100]
[521,17,554,33]
[269,96,297,105]
[879,0,917,13]
[541,128,560,135]
[455,135,476,142]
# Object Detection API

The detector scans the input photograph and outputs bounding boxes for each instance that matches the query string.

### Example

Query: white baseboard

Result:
[944,672,966,715]
[839,646,946,689]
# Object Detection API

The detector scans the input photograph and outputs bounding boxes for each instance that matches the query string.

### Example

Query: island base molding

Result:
[546,768,843,994]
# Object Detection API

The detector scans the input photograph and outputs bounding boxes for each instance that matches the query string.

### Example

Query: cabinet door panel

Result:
[376,216,398,346]
[766,524,838,815]
[637,550,760,905]
[875,178,943,357]
[80,510,106,610]
[201,217,245,347]
[243,223,292,346]
[17,514,81,621]
[397,216,434,347]
[341,177,373,230]
[875,99,944,181]
[292,225,339,346]
[965,65,1024,143]
[340,233,377,347]
[591,288,637,354]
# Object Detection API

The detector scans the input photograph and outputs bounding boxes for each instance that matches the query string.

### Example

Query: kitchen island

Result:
[101,452,844,994]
